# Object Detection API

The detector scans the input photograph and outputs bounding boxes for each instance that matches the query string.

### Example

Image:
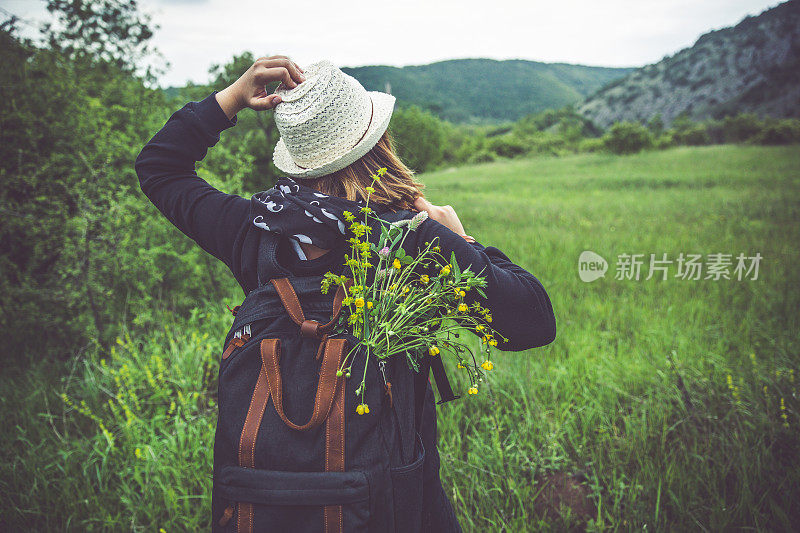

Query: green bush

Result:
[602,121,653,154]
[674,123,712,146]
[578,137,606,153]
[388,105,446,172]
[750,118,800,145]
[654,132,676,150]
[487,134,529,158]
[722,113,764,143]
[467,149,498,164]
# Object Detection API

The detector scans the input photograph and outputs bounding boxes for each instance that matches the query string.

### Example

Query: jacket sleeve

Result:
[415,219,557,351]
[134,92,251,271]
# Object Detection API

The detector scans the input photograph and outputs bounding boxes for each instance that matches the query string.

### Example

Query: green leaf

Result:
[450,251,461,278]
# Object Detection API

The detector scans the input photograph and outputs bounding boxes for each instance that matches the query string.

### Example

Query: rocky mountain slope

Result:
[579,0,800,128]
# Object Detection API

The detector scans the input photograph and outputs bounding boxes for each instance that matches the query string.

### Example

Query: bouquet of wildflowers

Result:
[321,168,505,415]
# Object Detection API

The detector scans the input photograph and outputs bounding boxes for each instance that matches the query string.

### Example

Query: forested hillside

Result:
[342,59,633,123]
[579,0,800,127]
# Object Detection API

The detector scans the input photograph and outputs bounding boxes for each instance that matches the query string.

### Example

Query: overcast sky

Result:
[1,0,783,87]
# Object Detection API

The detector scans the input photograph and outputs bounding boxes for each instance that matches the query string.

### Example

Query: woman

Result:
[136,56,556,531]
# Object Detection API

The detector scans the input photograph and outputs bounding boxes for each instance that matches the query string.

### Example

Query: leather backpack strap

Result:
[320,281,349,332]
[270,277,348,336]
[323,339,347,533]
[262,337,346,431]
[271,278,306,326]
[235,340,275,533]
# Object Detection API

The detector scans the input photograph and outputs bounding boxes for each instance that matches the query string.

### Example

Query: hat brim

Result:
[273,91,396,179]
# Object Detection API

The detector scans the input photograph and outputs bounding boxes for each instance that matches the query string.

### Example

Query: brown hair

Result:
[304,129,424,211]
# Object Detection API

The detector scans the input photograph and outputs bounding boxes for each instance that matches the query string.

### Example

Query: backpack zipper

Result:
[222,324,252,360]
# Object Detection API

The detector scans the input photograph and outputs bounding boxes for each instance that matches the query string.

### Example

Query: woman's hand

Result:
[414,197,466,236]
[215,56,305,119]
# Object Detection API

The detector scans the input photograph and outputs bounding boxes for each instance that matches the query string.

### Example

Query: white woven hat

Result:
[272,60,396,179]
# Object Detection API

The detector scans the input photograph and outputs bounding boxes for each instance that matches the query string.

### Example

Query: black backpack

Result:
[211,212,458,533]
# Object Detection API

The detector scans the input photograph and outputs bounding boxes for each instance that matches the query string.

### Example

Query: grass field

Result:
[2,145,799,531]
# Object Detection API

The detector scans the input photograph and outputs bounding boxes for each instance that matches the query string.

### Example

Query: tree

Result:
[722,113,763,143]
[42,0,160,78]
[648,114,664,137]
[1,4,241,361]
[603,122,653,154]
[389,105,446,172]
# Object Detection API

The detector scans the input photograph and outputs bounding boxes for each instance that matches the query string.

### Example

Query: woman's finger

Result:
[258,66,295,89]
[262,57,304,84]
[255,56,304,79]
[277,66,297,89]
[250,93,282,111]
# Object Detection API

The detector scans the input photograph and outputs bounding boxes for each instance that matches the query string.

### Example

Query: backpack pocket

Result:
[390,432,426,533]
[216,465,370,532]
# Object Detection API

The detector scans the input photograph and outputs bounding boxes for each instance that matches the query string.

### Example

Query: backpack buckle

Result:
[300,320,323,339]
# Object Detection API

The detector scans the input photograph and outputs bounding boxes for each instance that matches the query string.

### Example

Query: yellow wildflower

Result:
[458,303,468,313]
[457,363,465,369]
[459,290,466,298]
[393,258,401,270]
[481,360,494,371]
[135,447,143,460]
[350,222,367,237]
[354,298,365,308]
[468,386,478,395]
[356,403,370,415]
[440,266,451,276]
[476,324,485,332]
[365,186,375,194]
[420,274,429,284]
[366,301,374,309]
[429,346,440,356]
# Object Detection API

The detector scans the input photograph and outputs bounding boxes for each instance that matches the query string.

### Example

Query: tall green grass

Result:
[2,145,798,531]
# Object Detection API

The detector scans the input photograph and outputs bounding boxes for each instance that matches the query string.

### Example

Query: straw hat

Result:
[272,60,396,179]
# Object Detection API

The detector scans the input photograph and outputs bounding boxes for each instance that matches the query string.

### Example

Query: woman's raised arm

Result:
[135,56,305,271]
